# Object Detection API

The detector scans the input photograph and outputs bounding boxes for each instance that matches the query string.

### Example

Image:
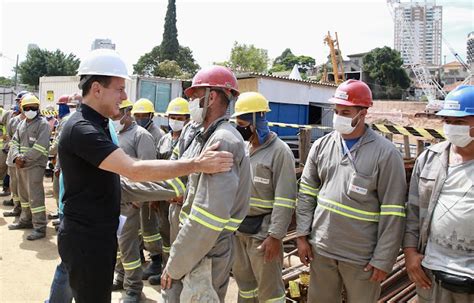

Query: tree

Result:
[155,60,182,78]
[269,48,316,74]
[161,0,179,61]
[363,47,410,99]
[17,48,80,87]
[0,76,13,86]
[133,45,199,78]
[133,0,199,78]
[224,41,269,73]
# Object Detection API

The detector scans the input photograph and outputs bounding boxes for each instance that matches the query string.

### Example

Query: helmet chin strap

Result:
[201,88,211,122]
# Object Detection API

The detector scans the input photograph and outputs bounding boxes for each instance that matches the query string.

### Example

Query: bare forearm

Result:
[124,158,198,182]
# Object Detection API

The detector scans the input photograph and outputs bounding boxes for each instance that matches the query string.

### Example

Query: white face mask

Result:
[69,108,77,114]
[443,124,473,148]
[169,119,185,132]
[189,98,204,123]
[333,113,359,135]
[24,110,38,120]
[112,118,125,133]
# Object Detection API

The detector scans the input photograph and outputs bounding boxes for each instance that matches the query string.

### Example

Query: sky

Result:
[0,0,472,78]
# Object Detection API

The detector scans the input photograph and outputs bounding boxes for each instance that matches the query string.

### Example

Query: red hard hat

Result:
[329,79,373,108]
[56,94,70,105]
[184,66,239,99]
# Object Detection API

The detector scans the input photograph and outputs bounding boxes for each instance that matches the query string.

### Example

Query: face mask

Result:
[69,108,77,114]
[112,116,125,133]
[333,112,360,135]
[236,125,253,141]
[169,119,185,132]
[443,124,473,148]
[24,110,38,120]
[136,118,152,129]
[189,98,204,123]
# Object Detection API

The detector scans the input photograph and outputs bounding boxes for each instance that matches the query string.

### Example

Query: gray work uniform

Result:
[6,115,22,213]
[0,110,13,187]
[49,114,72,203]
[296,127,407,303]
[233,133,296,303]
[163,117,251,303]
[139,121,166,259]
[152,132,178,260]
[115,122,157,294]
[10,115,51,231]
[404,141,474,303]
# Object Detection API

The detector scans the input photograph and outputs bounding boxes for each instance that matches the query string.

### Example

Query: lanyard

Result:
[341,137,358,173]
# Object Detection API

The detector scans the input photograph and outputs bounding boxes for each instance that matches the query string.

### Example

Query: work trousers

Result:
[417,268,474,303]
[58,221,118,303]
[162,234,235,303]
[0,150,8,186]
[17,166,46,229]
[308,251,381,303]
[140,202,162,257]
[8,166,20,213]
[156,201,171,261]
[116,203,144,294]
[233,235,285,303]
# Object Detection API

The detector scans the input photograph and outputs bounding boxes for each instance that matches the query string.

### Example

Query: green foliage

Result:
[133,45,199,78]
[226,41,269,73]
[0,76,13,86]
[363,47,411,90]
[161,0,179,61]
[17,48,80,87]
[133,0,199,78]
[269,48,316,74]
[155,60,182,78]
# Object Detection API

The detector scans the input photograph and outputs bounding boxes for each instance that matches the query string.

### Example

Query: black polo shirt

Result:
[58,104,120,233]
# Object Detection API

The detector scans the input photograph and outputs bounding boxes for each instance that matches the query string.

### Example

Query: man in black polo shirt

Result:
[58,49,233,303]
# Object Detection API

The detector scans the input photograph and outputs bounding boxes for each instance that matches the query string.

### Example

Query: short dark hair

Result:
[81,75,113,97]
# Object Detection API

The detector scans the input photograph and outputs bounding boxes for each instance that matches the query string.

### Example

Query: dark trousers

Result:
[58,226,118,303]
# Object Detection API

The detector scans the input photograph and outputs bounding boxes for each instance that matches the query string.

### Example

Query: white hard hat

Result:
[77,49,130,80]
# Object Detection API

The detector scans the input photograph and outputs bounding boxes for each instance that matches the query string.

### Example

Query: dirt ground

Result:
[0,177,238,303]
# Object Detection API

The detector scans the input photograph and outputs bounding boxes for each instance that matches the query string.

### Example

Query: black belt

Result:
[432,270,474,294]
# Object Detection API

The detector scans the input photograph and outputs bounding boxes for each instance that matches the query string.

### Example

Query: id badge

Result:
[348,172,368,196]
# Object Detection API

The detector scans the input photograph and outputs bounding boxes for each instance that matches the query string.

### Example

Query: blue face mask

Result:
[238,113,271,144]
[136,118,152,129]
[58,104,70,119]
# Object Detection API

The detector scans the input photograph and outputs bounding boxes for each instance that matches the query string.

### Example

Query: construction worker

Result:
[49,94,70,221]
[132,98,164,147]
[160,65,251,303]
[8,94,51,240]
[109,99,157,302]
[404,85,474,303]
[57,49,233,302]
[143,97,191,286]
[2,103,24,217]
[296,79,407,303]
[0,106,9,196]
[1,91,28,204]
[232,92,296,303]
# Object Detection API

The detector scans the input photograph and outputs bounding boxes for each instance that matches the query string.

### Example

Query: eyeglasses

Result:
[22,107,38,112]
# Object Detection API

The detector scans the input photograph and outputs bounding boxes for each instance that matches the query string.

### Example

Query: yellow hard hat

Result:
[166,97,190,115]
[132,98,155,114]
[21,94,41,108]
[119,99,134,109]
[232,92,271,118]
